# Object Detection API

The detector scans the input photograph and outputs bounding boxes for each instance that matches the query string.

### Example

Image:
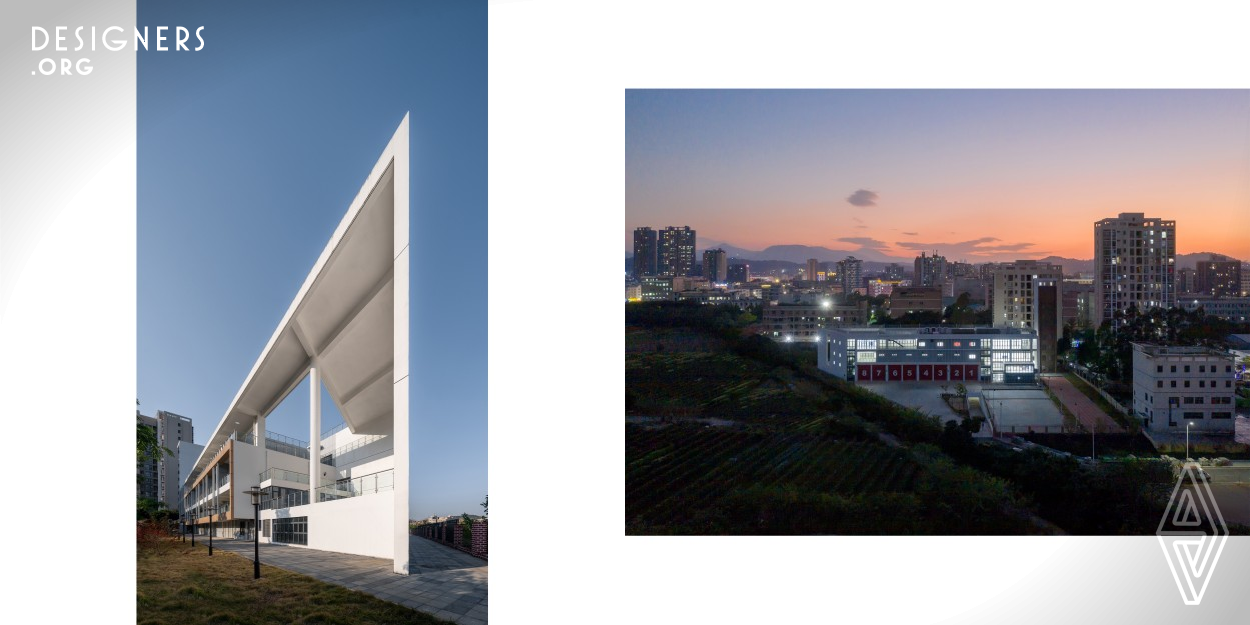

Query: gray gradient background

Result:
[3,0,1249,622]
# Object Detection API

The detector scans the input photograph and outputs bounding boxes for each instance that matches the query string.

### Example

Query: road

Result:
[1040,375,1124,434]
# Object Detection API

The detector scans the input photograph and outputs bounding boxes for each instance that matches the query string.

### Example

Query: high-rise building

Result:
[1177,268,1196,294]
[728,263,750,283]
[632,227,658,277]
[1093,212,1175,325]
[836,256,862,295]
[137,413,160,501]
[914,251,947,288]
[658,226,696,277]
[156,410,195,509]
[806,258,820,283]
[991,261,1063,371]
[1195,257,1241,298]
[883,263,906,280]
[1241,262,1250,297]
[702,249,728,283]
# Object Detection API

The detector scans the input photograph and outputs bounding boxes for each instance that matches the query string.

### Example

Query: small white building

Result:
[1132,343,1236,434]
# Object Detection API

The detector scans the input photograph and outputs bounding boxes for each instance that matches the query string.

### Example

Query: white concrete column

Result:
[309,366,321,503]
[254,413,266,451]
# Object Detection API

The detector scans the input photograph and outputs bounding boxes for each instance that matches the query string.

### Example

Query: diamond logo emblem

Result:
[1156,463,1227,605]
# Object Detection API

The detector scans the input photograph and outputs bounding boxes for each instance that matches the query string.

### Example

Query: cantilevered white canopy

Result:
[189,115,410,483]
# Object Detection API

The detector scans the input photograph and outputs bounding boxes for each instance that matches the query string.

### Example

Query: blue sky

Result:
[137,0,486,519]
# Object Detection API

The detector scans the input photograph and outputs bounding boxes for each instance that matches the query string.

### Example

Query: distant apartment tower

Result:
[632,227,658,277]
[1093,212,1175,326]
[883,263,906,281]
[728,262,750,283]
[914,251,947,287]
[156,410,195,509]
[1241,261,1250,297]
[837,256,863,295]
[806,258,820,283]
[658,226,696,277]
[888,286,943,317]
[1177,267,1196,294]
[137,413,160,501]
[992,261,1063,372]
[1195,257,1241,298]
[702,249,728,283]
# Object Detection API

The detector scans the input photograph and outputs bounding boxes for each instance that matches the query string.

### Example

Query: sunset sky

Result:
[626,90,1250,262]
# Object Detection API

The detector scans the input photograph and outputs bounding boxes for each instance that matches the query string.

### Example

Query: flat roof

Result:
[1132,343,1230,358]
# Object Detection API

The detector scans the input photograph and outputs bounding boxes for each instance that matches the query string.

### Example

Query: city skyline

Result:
[627,90,1250,261]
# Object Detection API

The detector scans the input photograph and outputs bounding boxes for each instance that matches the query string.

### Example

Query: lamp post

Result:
[190,508,196,546]
[245,486,264,579]
[206,503,218,556]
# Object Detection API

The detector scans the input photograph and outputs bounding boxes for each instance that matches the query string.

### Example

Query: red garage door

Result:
[857,364,872,381]
[919,364,933,380]
[872,364,886,381]
[903,365,917,381]
[934,365,947,381]
[950,365,963,380]
[965,364,979,381]
[887,365,902,381]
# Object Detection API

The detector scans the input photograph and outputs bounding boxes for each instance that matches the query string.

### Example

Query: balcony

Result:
[315,468,394,502]
[258,467,310,485]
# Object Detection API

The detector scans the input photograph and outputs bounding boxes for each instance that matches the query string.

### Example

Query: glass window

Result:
[856,351,877,363]
[1156,381,1163,388]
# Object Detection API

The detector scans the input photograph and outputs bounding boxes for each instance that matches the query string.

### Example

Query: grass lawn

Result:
[137,537,448,625]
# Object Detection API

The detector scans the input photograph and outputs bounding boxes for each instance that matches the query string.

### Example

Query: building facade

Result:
[728,263,750,283]
[914,251,947,288]
[991,260,1063,372]
[156,410,195,509]
[1195,258,1241,298]
[1132,344,1236,434]
[703,248,728,283]
[888,286,943,318]
[762,301,868,342]
[658,226,696,277]
[818,326,1039,384]
[1180,296,1250,323]
[1093,212,1175,325]
[181,117,411,573]
[837,256,862,295]
[137,414,160,501]
[631,227,657,278]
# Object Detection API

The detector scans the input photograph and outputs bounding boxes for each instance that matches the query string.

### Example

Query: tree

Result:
[137,419,173,463]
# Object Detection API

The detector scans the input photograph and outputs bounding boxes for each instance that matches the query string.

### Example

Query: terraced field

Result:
[627,424,922,532]
[627,352,824,422]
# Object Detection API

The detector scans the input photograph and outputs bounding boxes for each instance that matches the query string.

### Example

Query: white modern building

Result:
[181,116,412,574]
[817,326,1039,384]
[1132,343,1236,434]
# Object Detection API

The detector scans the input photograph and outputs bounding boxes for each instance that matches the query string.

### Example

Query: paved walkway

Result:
[1040,375,1124,433]
[209,536,487,625]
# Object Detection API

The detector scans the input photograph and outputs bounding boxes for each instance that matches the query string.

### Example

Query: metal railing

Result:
[320,434,388,467]
[322,421,351,437]
[258,468,310,484]
[261,489,309,511]
[315,469,394,501]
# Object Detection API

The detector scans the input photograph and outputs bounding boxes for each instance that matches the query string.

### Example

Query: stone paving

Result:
[209,536,487,624]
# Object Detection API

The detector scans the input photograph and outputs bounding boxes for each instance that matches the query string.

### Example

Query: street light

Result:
[245,486,264,579]
[206,503,219,556]
[1186,421,1192,462]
